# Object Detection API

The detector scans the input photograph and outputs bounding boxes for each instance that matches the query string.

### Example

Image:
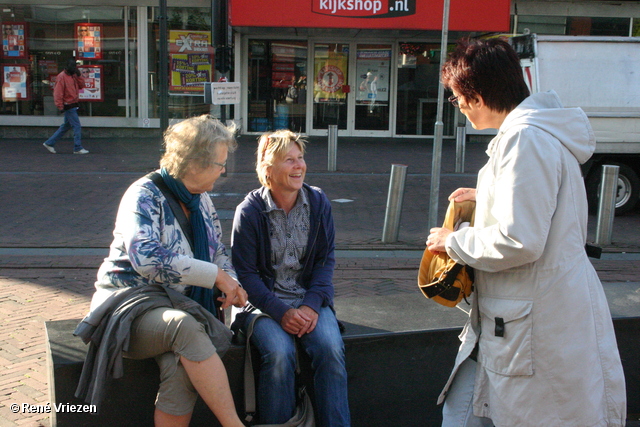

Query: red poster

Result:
[2,64,29,101]
[78,65,103,101]
[75,23,103,60]
[2,22,28,59]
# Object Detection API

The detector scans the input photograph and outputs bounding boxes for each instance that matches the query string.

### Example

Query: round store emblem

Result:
[317,65,344,93]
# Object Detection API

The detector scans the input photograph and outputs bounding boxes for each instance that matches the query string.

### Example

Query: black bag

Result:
[243,313,315,427]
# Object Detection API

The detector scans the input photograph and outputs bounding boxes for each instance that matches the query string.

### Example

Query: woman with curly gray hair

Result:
[76,115,247,427]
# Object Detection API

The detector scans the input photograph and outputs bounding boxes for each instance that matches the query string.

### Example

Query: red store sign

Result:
[230,0,510,32]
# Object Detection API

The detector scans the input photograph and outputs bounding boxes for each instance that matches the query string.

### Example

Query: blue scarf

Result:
[160,167,217,314]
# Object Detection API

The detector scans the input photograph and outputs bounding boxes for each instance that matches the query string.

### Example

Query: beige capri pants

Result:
[123,307,218,416]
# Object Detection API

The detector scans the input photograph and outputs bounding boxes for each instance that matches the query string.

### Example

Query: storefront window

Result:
[516,15,631,36]
[395,43,455,136]
[149,7,214,119]
[1,5,136,117]
[515,15,567,35]
[247,40,307,133]
[567,17,630,36]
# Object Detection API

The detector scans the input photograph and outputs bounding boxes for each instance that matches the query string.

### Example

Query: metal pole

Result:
[158,0,169,141]
[595,165,619,245]
[382,164,408,243]
[428,0,451,229]
[455,126,466,173]
[328,124,338,172]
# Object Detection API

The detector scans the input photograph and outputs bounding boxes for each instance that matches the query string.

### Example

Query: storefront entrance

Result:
[244,38,460,138]
[310,41,392,137]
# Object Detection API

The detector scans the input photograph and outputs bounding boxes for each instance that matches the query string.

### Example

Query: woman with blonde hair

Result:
[231,130,350,426]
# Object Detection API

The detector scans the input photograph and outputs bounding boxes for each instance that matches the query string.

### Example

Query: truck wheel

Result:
[586,163,640,215]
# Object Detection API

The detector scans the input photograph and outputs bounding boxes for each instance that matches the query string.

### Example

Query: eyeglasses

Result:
[448,95,460,107]
[212,161,226,170]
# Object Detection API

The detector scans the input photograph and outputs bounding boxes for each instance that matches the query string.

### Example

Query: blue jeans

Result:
[244,306,351,427]
[44,107,83,151]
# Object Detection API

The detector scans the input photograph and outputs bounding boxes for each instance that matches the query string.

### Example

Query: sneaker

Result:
[74,148,90,154]
[43,143,56,154]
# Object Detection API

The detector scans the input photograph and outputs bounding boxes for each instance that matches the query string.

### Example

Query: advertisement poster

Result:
[2,22,27,59]
[355,49,390,104]
[313,55,348,102]
[75,23,102,60]
[2,64,29,101]
[169,30,213,94]
[78,65,103,101]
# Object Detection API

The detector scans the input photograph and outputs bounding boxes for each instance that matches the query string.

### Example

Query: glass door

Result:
[310,42,392,136]
[312,43,349,131]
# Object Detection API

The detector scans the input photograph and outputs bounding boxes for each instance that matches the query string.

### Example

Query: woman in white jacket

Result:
[427,38,626,427]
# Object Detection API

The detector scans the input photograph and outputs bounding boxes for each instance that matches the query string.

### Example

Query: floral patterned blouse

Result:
[90,173,236,311]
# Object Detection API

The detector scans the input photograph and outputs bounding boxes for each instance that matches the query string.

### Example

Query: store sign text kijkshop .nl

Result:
[230,0,509,32]
[312,0,415,18]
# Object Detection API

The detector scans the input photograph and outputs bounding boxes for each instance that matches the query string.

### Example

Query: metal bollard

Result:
[455,126,466,173]
[595,165,619,245]
[382,164,408,243]
[328,125,338,172]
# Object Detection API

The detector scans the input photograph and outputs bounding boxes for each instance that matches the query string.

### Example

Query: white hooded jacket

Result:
[440,91,627,426]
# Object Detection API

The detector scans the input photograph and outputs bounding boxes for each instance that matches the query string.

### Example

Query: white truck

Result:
[509,34,640,215]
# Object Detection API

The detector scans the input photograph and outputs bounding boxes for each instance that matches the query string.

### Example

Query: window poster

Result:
[2,64,29,101]
[168,30,214,94]
[313,55,348,102]
[76,23,103,60]
[355,49,390,104]
[2,22,28,59]
[78,65,103,101]
[271,45,295,89]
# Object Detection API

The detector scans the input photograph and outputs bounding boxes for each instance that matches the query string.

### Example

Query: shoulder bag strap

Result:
[243,313,302,424]
[146,171,195,251]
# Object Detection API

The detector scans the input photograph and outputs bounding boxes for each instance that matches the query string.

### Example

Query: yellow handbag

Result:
[418,199,475,307]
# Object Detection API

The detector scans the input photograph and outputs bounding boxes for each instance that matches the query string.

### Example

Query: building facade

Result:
[0,0,638,138]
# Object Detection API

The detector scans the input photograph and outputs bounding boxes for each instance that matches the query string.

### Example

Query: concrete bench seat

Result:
[46,290,640,426]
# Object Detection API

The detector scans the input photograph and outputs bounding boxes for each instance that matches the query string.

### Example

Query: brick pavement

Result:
[1,136,639,426]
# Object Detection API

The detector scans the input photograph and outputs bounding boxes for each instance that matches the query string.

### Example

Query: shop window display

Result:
[247,40,307,133]
[149,7,215,120]
[395,42,455,136]
[0,5,135,118]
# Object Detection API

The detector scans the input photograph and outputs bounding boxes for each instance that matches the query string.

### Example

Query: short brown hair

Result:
[160,115,237,179]
[441,37,529,113]
[256,130,306,188]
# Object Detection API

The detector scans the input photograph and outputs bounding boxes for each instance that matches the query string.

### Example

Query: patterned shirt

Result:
[261,186,310,308]
[91,173,235,311]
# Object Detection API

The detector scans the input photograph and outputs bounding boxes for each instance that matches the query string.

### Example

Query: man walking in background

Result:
[43,59,89,154]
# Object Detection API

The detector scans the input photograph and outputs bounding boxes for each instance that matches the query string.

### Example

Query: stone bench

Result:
[45,319,462,426]
[46,290,640,426]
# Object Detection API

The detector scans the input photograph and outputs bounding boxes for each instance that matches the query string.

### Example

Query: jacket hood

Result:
[496,90,596,165]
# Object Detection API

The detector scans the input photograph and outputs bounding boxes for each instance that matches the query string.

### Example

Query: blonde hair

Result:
[256,130,306,188]
[160,115,237,179]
